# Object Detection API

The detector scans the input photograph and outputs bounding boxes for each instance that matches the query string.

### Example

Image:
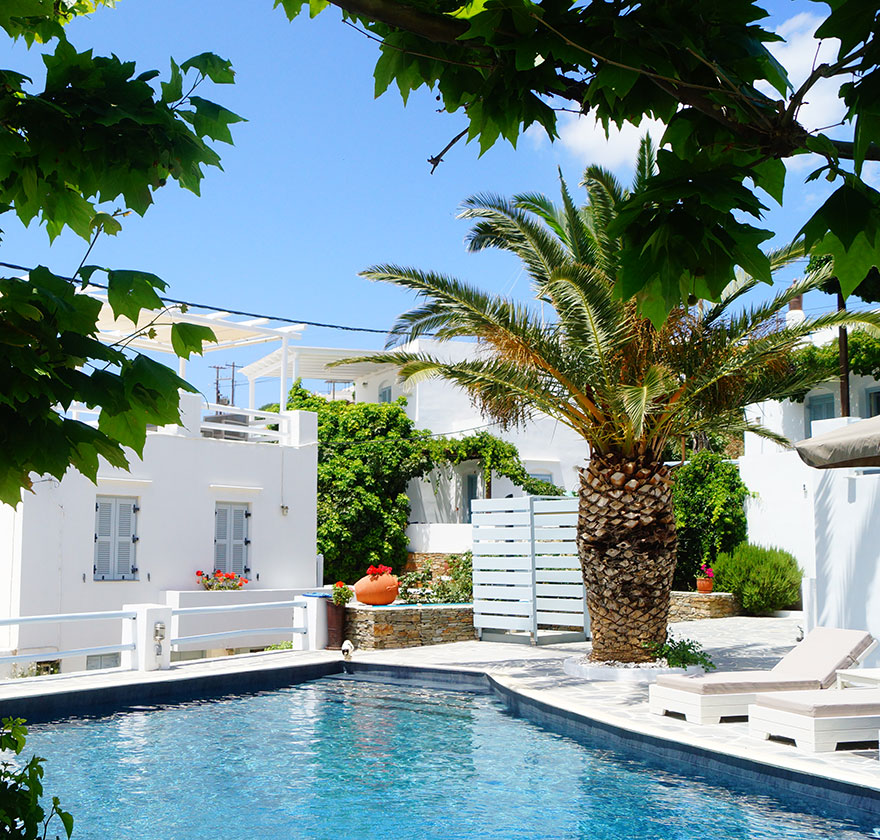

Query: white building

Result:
[241,338,588,554]
[739,314,880,660]
[0,298,320,674]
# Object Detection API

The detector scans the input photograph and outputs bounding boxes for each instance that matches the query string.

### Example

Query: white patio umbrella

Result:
[795,415,880,469]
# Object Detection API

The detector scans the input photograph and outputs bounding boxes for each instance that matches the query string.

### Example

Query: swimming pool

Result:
[25,678,879,839]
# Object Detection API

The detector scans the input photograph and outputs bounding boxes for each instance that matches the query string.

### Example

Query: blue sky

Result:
[2,0,866,405]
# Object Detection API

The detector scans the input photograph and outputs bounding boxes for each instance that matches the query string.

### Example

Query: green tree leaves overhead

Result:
[0,268,206,505]
[1,6,239,504]
[281,0,880,319]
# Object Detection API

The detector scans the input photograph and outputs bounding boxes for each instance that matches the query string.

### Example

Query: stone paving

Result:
[2,615,879,802]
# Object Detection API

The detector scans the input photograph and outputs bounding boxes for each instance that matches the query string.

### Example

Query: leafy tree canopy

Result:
[1,2,241,505]
[278,382,561,582]
[280,0,880,321]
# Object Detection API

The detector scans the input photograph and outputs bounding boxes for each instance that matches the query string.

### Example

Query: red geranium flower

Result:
[226,573,235,579]
[335,581,345,588]
[241,578,249,584]
[215,570,223,577]
[196,570,203,577]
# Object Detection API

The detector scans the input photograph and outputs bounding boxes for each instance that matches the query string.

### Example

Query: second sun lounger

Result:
[648,626,875,724]
[749,687,880,752]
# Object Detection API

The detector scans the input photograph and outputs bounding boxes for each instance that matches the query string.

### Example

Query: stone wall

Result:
[669,591,740,622]
[405,552,453,576]
[344,603,476,650]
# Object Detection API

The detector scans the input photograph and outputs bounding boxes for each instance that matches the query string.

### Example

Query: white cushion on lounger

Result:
[654,671,821,695]
[754,687,880,719]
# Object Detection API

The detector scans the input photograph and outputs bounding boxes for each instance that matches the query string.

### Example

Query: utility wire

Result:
[0,260,394,336]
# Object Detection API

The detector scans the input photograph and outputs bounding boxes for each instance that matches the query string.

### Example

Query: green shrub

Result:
[713,544,803,616]
[398,551,472,604]
[672,451,749,590]
[643,634,716,670]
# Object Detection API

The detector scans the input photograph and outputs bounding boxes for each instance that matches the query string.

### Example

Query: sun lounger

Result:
[648,627,875,725]
[749,687,880,752]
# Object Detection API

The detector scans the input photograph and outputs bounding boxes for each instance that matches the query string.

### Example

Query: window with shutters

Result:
[214,503,250,575]
[94,496,139,581]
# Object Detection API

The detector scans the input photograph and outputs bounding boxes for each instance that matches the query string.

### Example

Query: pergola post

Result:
[280,336,289,408]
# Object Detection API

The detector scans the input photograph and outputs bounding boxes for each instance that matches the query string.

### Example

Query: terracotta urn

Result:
[696,577,714,593]
[354,572,399,605]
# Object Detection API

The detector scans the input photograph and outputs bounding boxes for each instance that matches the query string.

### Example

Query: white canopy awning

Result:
[240,345,397,383]
[91,290,305,355]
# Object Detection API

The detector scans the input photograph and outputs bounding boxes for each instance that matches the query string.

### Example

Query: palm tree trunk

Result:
[577,454,677,662]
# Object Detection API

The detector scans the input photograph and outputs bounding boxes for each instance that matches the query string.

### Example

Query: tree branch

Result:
[327,0,475,45]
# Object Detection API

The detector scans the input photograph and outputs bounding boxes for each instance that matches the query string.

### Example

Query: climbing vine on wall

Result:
[791,329,880,395]
[276,383,564,582]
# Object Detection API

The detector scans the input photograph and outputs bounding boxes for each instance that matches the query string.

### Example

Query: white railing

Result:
[200,403,287,443]
[62,401,289,444]
[0,610,136,667]
[170,599,307,647]
[471,496,588,644]
[1,598,320,676]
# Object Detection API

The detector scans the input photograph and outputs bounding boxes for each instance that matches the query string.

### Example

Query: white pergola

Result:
[240,345,398,408]
[89,288,306,406]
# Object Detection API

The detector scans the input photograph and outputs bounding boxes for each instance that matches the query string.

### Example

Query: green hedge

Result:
[713,544,803,616]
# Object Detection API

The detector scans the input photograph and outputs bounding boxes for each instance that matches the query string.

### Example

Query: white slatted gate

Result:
[471,497,590,644]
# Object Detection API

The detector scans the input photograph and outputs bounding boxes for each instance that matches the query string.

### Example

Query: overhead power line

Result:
[0,260,393,336]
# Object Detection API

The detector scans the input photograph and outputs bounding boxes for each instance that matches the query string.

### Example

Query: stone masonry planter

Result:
[668,591,740,622]
[344,603,476,650]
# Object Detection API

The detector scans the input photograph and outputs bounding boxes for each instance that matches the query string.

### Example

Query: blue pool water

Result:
[24,678,879,839]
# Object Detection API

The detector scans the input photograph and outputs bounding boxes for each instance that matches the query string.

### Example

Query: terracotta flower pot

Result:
[696,577,714,593]
[354,572,399,605]
[326,600,346,649]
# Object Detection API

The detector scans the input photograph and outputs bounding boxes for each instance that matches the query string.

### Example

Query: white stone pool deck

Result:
[2,616,879,803]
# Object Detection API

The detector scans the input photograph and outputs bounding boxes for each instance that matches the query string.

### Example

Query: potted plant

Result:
[354,564,399,605]
[696,563,715,593]
[327,581,353,649]
[197,570,249,590]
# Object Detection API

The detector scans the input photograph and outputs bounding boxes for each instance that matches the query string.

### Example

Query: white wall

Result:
[405,524,473,554]
[3,412,318,671]
[741,414,880,661]
[813,467,880,656]
[739,451,817,577]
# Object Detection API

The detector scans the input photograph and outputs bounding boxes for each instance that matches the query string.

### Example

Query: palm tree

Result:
[345,138,880,662]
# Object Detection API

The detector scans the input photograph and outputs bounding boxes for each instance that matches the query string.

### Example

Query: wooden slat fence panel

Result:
[471,496,588,642]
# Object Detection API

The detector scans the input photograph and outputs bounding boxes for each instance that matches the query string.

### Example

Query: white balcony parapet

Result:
[61,396,316,448]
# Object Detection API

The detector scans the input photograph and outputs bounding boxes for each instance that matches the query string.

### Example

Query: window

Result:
[528,472,554,485]
[868,388,880,418]
[86,652,121,670]
[805,394,835,437]
[214,503,250,575]
[378,383,392,403]
[94,496,139,580]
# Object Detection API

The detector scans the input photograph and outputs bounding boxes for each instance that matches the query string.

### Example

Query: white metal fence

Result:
[472,497,588,644]
[0,599,313,677]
